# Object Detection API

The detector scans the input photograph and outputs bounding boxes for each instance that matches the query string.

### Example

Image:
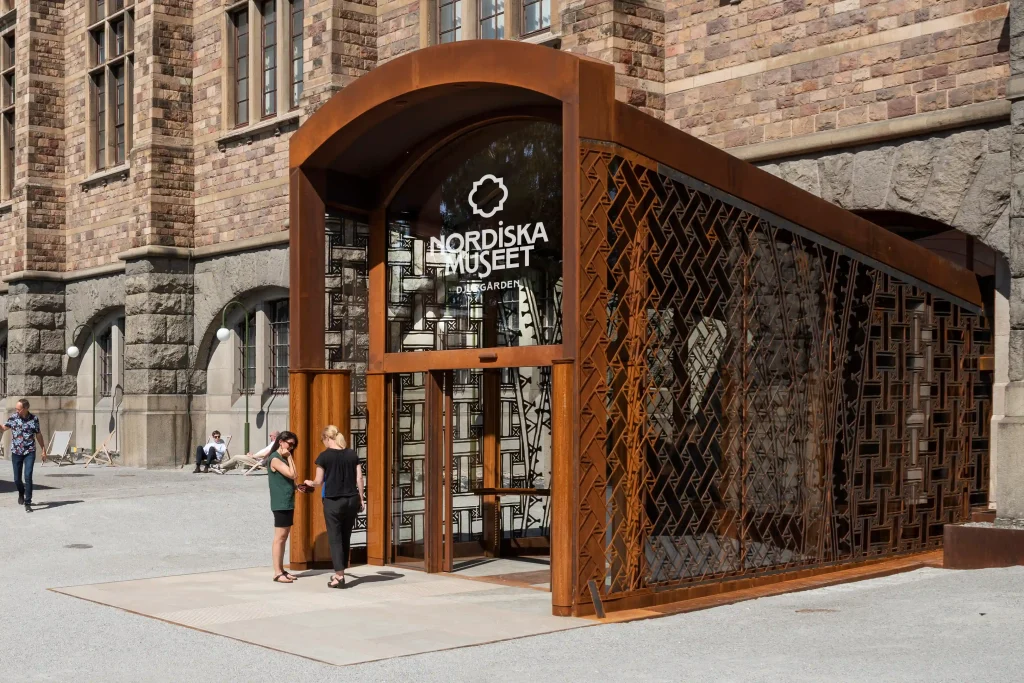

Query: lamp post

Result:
[66,323,97,454]
[216,300,251,454]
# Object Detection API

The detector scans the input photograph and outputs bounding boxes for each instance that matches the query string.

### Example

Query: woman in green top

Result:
[268,430,300,583]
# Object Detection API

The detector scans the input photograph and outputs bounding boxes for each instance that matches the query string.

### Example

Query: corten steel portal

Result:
[287,41,992,617]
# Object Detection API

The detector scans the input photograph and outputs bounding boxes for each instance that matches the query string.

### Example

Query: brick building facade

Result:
[0,0,1017,472]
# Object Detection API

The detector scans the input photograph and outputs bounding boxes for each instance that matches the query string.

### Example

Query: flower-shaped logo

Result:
[468,174,508,218]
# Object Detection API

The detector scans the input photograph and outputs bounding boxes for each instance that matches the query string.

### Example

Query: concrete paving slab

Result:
[52,565,591,666]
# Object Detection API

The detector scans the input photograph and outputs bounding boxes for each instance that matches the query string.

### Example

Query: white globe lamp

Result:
[66,345,80,358]
[216,327,231,342]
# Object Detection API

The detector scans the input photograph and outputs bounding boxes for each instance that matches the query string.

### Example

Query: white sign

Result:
[430,174,551,281]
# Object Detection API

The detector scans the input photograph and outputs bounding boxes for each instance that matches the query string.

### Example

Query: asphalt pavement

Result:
[1,463,1021,682]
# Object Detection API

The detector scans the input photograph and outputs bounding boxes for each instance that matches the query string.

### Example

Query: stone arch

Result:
[64,272,126,353]
[65,305,125,377]
[191,244,289,389]
[758,124,1011,258]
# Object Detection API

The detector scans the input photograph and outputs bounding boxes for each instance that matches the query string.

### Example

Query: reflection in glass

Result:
[386,119,562,353]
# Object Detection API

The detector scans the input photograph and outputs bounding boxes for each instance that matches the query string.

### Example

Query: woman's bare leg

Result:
[273,527,292,581]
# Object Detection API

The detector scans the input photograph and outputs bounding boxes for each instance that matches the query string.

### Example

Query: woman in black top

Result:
[304,425,364,588]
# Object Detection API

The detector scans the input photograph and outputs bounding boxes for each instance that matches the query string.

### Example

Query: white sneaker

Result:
[212,464,224,474]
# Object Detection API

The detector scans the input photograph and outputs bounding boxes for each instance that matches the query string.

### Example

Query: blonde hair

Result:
[321,424,347,449]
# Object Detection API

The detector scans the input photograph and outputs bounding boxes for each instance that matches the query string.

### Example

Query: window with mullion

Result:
[232,8,249,127]
[237,314,257,395]
[479,0,504,39]
[99,328,113,397]
[0,341,6,397]
[261,0,277,118]
[522,0,551,35]
[439,0,462,43]
[1,27,13,201]
[90,4,134,172]
[270,300,290,393]
[289,0,303,110]
[112,63,126,165]
[93,71,106,170]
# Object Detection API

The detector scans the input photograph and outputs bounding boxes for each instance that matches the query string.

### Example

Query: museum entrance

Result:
[382,116,563,578]
[389,366,554,574]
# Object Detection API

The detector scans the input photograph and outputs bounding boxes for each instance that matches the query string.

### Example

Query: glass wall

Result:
[386,119,563,353]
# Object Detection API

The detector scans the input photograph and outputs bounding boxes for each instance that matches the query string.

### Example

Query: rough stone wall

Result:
[192,1,286,249]
[123,257,192,396]
[64,274,127,351]
[758,124,1011,256]
[304,0,377,111]
[562,0,667,118]
[23,0,66,272]
[133,0,194,250]
[5,280,73,397]
[64,0,136,270]
[666,0,1010,148]
[191,245,290,386]
[377,0,417,64]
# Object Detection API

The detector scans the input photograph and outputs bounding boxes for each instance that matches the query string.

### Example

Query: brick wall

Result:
[666,0,1010,148]
[562,0,667,118]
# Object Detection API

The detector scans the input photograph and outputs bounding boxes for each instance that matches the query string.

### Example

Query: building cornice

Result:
[0,233,291,288]
[729,100,1010,163]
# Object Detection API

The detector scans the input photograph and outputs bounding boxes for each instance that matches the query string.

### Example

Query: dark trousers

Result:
[323,495,360,572]
[12,452,36,504]
[194,446,216,468]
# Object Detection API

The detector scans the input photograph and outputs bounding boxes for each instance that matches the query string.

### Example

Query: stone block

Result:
[165,316,191,344]
[851,146,894,209]
[778,159,820,196]
[38,330,66,354]
[816,153,853,208]
[997,415,1024,519]
[42,375,76,397]
[884,139,936,212]
[9,329,41,354]
[125,343,189,371]
[919,129,986,225]
[127,314,168,344]
[126,293,185,316]
[952,151,1011,239]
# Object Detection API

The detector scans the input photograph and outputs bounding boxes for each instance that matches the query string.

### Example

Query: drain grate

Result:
[64,544,93,549]
[795,608,838,614]
[115,474,135,477]
[46,473,93,478]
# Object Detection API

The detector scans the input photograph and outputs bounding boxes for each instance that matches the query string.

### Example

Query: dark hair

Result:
[273,430,299,453]
[17,398,29,411]
[211,430,221,437]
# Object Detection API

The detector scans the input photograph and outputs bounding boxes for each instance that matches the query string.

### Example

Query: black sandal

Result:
[283,572,298,581]
[273,573,294,583]
[328,575,345,589]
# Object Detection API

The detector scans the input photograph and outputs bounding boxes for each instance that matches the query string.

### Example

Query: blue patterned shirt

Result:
[5,412,40,457]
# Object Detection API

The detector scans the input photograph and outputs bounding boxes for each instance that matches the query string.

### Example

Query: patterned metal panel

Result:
[325,211,370,547]
[576,143,991,604]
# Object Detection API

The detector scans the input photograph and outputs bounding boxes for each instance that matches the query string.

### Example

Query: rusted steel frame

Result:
[575,147,611,612]
[289,370,312,569]
[423,370,445,573]
[289,42,591,170]
[366,372,388,565]
[443,371,455,573]
[595,103,982,308]
[381,346,564,373]
[551,359,575,616]
[289,168,327,371]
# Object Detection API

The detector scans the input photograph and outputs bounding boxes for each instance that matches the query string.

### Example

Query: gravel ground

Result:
[3,463,1023,682]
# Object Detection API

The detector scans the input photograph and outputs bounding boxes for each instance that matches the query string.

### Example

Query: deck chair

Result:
[243,453,266,476]
[46,430,74,466]
[82,431,116,468]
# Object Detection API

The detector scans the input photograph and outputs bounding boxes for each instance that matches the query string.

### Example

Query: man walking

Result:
[1,399,48,512]
[193,430,227,474]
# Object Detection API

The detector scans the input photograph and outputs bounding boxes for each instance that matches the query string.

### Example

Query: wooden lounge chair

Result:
[82,430,117,467]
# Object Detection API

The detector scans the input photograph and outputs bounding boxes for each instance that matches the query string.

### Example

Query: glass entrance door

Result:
[389,366,554,572]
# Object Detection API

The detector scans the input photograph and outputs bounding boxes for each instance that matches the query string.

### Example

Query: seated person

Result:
[193,430,227,473]
[213,432,279,474]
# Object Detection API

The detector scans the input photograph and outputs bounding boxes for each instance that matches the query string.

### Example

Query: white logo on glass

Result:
[468,174,508,218]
